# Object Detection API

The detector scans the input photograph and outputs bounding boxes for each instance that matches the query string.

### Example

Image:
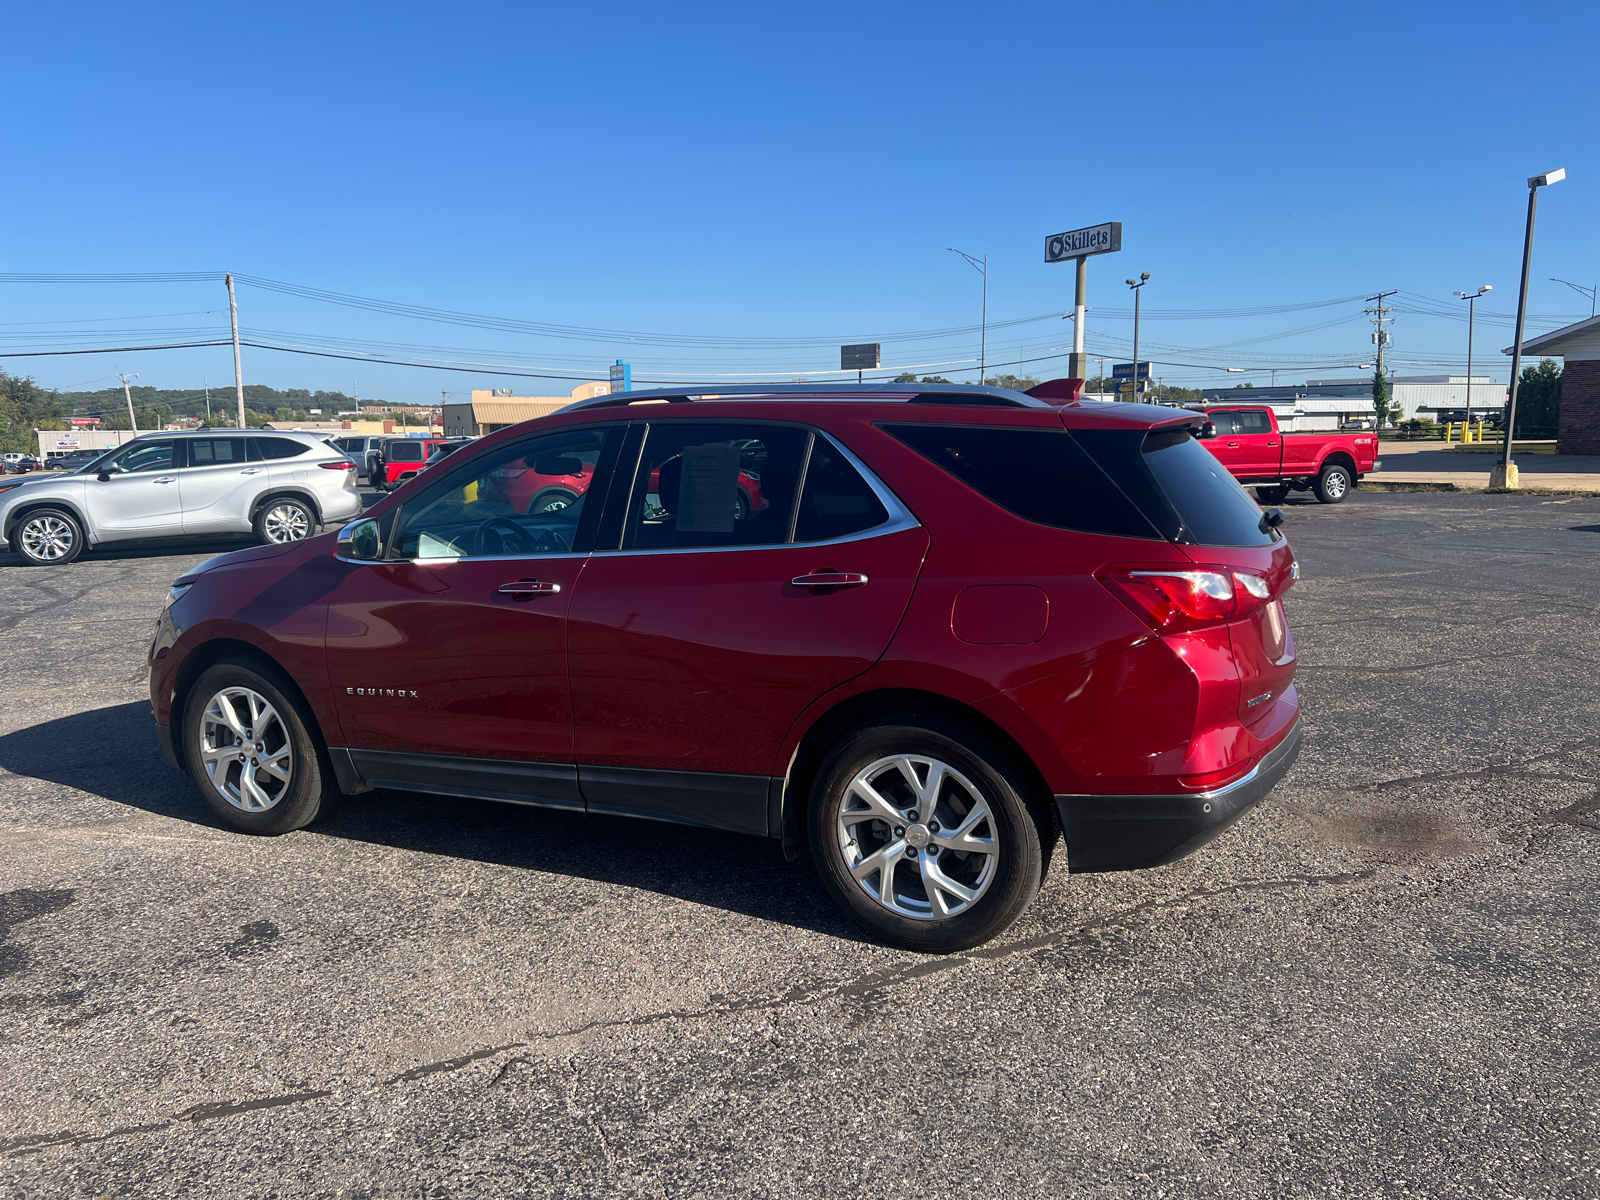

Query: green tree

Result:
[1372,368,1391,427]
[0,370,70,453]
[983,374,1042,391]
[1513,357,1561,437]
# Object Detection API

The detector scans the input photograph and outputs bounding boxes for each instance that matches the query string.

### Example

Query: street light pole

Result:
[1125,272,1149,398]
[1500,168,1566,488]
[1550,276,1597,318]
[1454,285,1492,426]
[948,248,988,384]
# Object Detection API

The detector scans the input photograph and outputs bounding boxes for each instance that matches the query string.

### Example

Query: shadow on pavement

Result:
[0,700,852,939]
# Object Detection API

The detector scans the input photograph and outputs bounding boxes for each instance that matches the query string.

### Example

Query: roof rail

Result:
[553,381,1052,415]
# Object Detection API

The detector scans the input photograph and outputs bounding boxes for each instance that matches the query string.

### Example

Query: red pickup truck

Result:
[1197,405,1379,504]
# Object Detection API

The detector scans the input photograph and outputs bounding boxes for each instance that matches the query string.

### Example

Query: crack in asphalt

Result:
[0,567,137,634]
[0,865,1375,1159]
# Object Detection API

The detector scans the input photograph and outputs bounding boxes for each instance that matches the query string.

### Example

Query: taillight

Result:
[320,461,356,470]
[1097,568,1235,632]
[1232,571,1271,615]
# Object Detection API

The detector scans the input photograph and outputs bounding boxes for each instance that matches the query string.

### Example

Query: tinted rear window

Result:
[387,441,424,461]
[1073,426,1277,547]
[882,423,1158,539]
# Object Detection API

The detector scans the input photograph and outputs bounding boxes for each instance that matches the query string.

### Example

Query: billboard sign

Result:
[841,343,881,371]
[1111,361,1151,380]
[1045,222,1122,263]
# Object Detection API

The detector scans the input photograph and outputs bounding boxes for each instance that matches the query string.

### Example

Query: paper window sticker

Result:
[675,445,742,533]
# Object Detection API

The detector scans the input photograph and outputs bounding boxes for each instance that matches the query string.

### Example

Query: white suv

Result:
[0,431,363,565]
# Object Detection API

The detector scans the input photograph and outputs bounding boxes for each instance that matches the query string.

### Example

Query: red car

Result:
[1197,405,1380,504]
[374,437,453,491]
[149,382,1301,952]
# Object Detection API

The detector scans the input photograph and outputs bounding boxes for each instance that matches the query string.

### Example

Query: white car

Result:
[0,431,363,566]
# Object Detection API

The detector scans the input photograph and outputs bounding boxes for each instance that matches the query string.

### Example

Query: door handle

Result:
[154,476,176,484]
[792,571,868,589]
[240,468,263,475]
[497,580,561,598]
[1226,441,1240,448]
[1266,440,1279,447]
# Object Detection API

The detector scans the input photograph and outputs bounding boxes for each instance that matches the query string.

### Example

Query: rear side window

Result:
[794,439,889,542]
[1234,410,1271,434]
[1074,427,1277,547]
[882,423,1157,539]
[625,423,809,550]
[254,437,310,460]
[188,438,249,465]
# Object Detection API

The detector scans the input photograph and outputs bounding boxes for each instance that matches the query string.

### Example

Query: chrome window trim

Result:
[594,428,919,559]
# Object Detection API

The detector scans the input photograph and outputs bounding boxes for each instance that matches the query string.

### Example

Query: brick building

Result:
[1510,316,1600,454]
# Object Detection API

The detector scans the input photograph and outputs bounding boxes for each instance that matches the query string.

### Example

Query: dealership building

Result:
[443,382,612,437]
[1508,315,1600,454]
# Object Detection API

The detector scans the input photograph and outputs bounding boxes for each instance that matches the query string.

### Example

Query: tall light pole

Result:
[1453,285,1492,425]
[1550,276,1597,318]
[948,248,988,384]
[1125,272,1149,398]
[119,372,139,434]
[1500,168,1567,488]
[225,274,246,428]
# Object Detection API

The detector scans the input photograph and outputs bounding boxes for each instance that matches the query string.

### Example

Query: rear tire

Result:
[1256,485,1290,505]
[180,662,334,834]
[1314,463,1352,504]
[254,497,316,544]
[11,507,85,565]
[808,717,1048,953]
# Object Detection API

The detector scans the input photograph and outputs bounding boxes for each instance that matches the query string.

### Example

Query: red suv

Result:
[149,383,1300,952]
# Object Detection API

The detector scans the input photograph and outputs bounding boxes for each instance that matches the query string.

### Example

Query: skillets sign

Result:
[1045,222,1122,263]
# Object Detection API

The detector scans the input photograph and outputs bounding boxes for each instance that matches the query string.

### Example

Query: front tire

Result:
[1314,463,1352,504]
[809,718,1048,953]
[12,507,85,565]
[255,498,315,544]
[181,662,333,834]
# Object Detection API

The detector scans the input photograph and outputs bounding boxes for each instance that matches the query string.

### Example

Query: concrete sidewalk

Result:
[1369,440,1600,491]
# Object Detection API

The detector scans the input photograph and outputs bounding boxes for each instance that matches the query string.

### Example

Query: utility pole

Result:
[120,372,139,433]
[1454,285,1492,425]
[204,376,211,423]
[1366,290,1397,424]
[225,274,246,428]
[948,248,988,384]
[1126,272,1150,398]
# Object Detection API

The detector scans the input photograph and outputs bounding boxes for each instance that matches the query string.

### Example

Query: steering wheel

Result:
[472,516,557,557]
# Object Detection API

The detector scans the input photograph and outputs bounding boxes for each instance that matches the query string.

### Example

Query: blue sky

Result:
[2,1,1596,403]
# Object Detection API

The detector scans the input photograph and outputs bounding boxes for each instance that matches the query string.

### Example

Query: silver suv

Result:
[0,431,364,566]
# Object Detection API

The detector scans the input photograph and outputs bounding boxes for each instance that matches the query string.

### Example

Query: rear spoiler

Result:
[1024,378,1084,403]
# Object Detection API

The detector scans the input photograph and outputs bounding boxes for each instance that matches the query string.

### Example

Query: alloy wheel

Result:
[835,754,999,920]
[1325,471,1348,499]
[20,515,75,561]
[197,687,293,812]
[262,503,311,542]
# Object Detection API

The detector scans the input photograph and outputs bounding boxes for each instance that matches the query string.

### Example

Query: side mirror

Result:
[1260,507,1286,531]
[337,518,382,561]
[533,455,584,476]
[1195,421,1217,440]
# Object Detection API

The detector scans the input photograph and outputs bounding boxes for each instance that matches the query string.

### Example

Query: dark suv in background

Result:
[150,382,1300,952]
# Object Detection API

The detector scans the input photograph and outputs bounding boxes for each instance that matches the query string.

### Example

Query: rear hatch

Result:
[1069,415,1298,738]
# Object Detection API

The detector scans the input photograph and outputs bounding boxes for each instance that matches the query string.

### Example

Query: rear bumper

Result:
[1055,717,1302,873]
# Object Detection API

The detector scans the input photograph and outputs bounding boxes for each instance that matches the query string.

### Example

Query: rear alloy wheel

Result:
[810,720,1047,953]
[13,507,85,565]
[255,498,315,544]
[182,663,332,834]
[1314,463,1352,504]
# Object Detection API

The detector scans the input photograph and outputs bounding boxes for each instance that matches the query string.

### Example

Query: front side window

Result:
[1207,411,1238,435]
[188,438,249,465]
[624,423,809,551]
[108,440,176,473]
[390,427,612,559]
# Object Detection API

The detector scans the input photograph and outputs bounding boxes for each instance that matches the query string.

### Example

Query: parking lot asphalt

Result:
[2,490,1599,1199]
